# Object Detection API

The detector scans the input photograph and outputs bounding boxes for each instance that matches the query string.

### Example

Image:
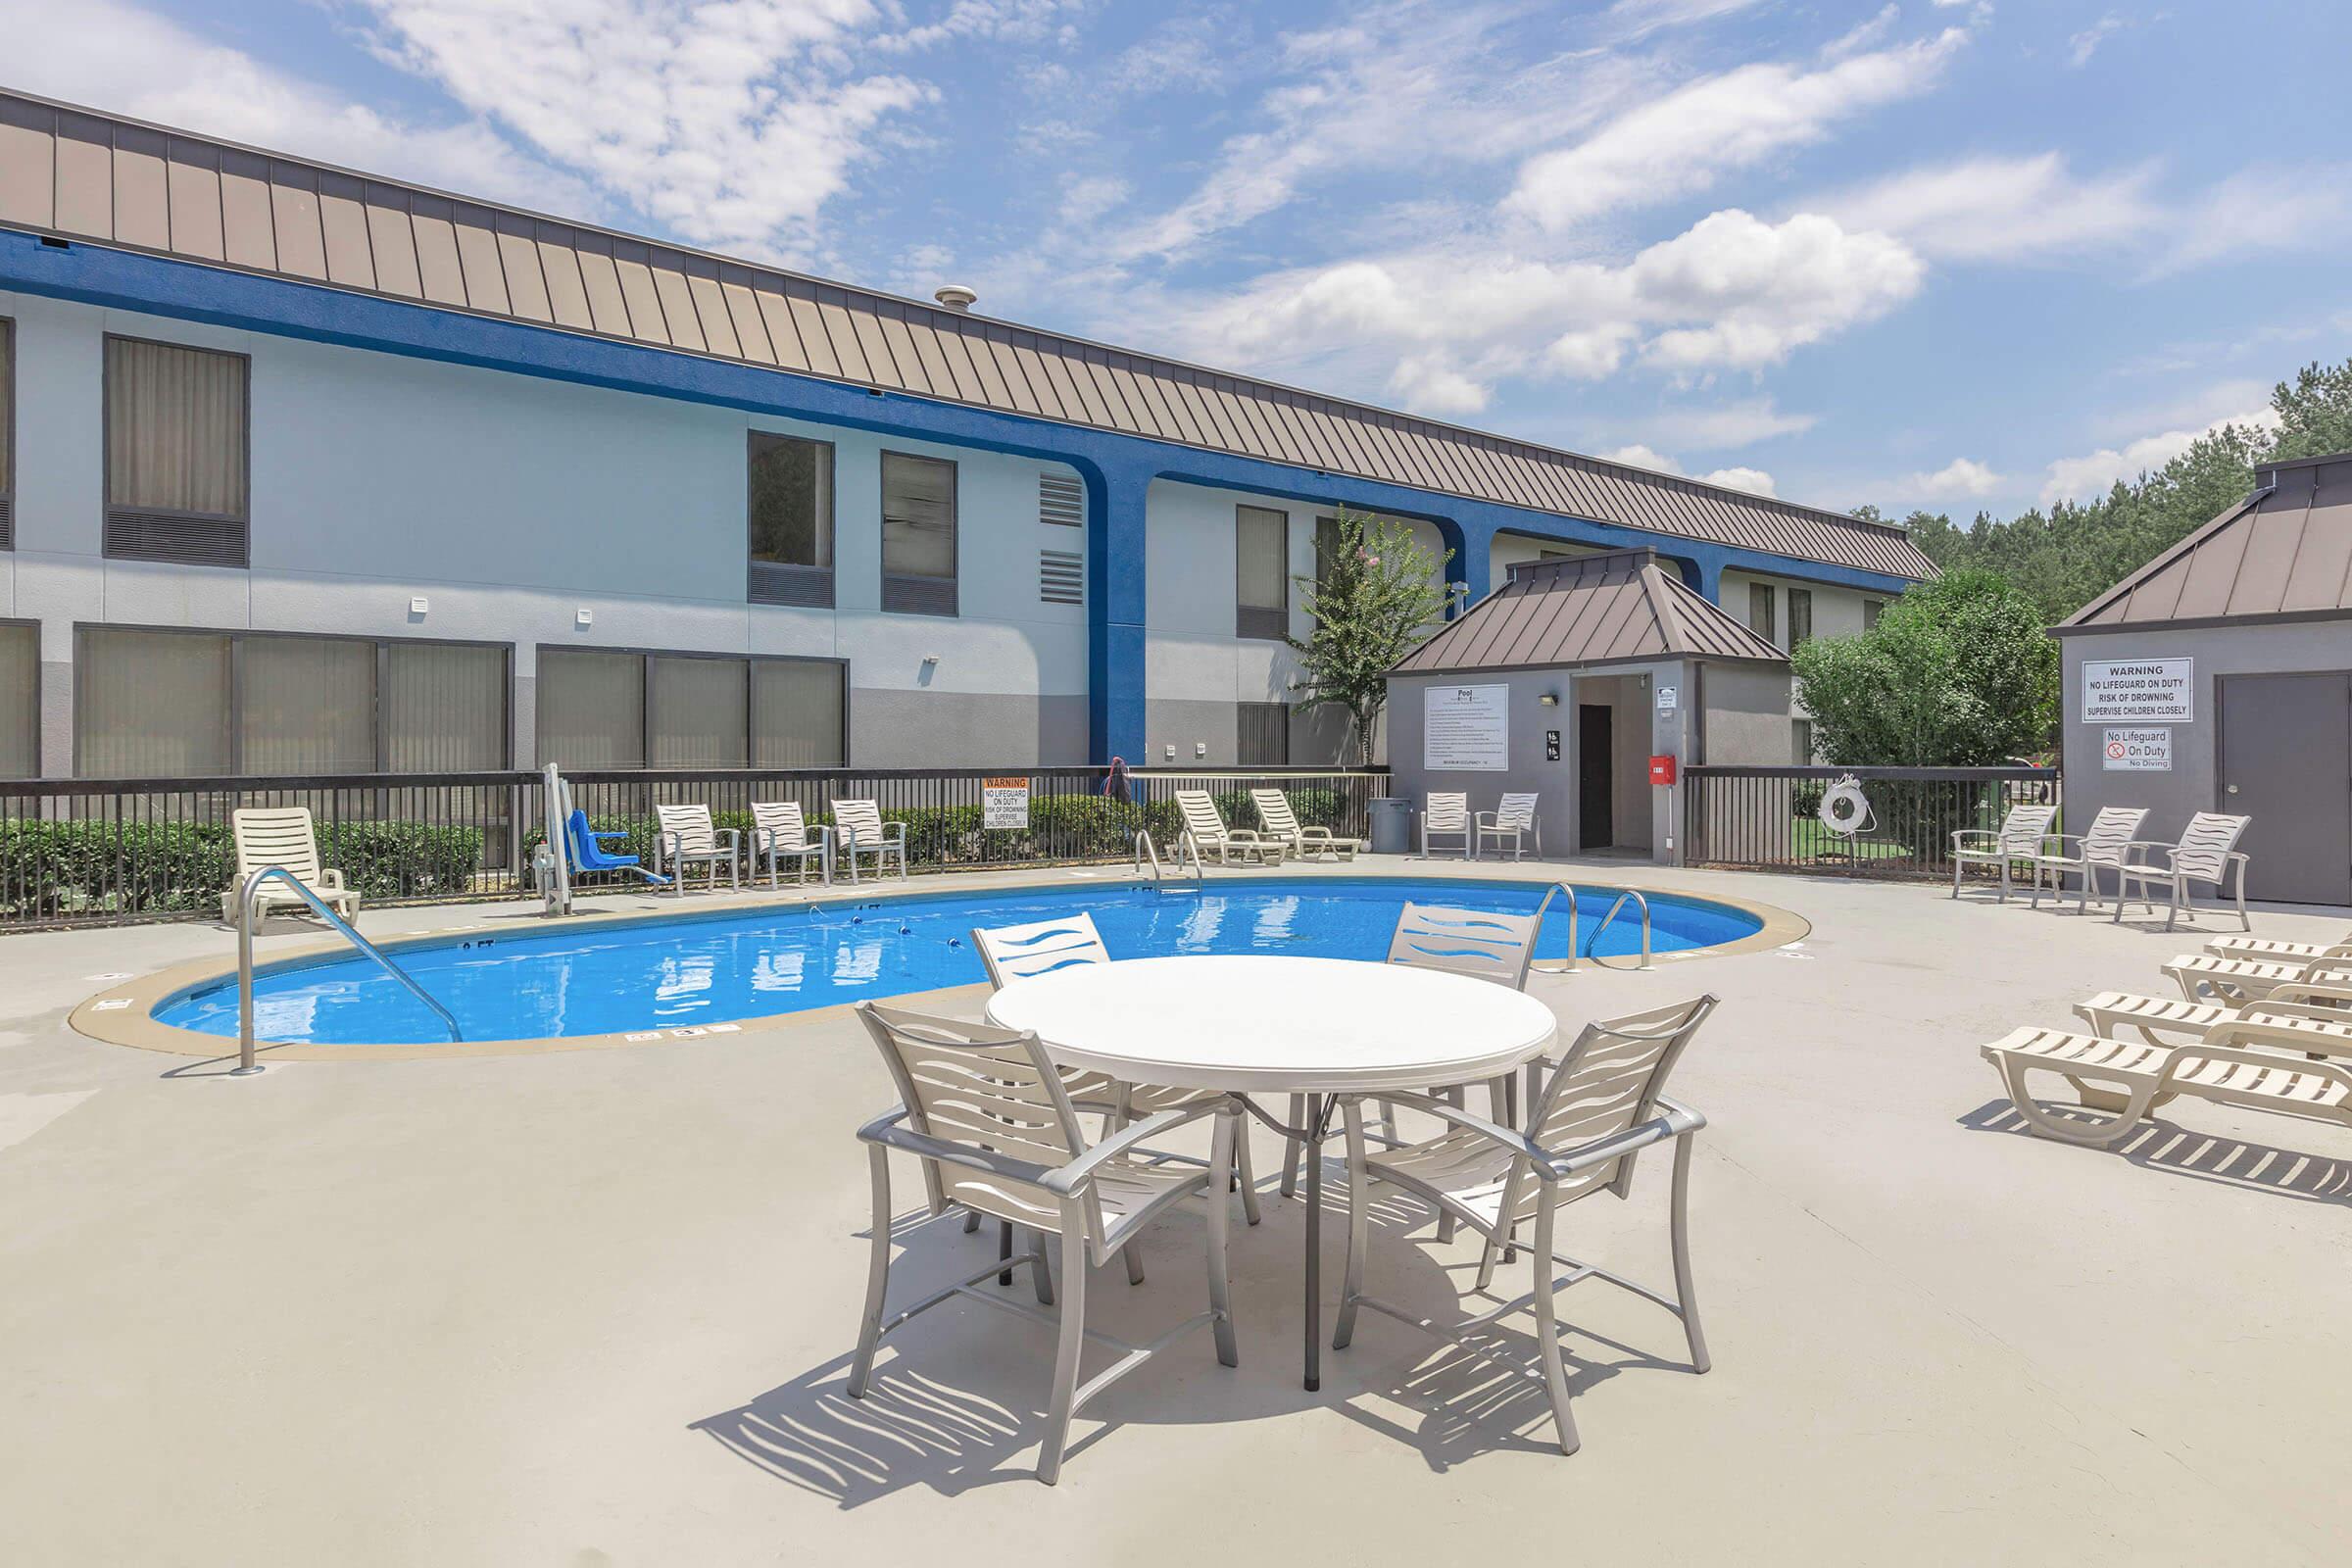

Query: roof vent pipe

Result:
[934,284,977,314]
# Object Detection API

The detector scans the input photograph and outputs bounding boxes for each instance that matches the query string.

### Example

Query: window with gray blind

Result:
[748,432,833,608]
[0,318,15,551]
[1788,587,1813,648]
[75,626,510,778]
[1238,701,1290,766]
[0,621,36,777]
[103,336,250,567]
[536,647,847,769]
[1747,582,1776,645]
[1237,505,1289,639]
[881,451,957,615]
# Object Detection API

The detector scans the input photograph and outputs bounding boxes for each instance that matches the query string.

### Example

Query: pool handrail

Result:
[1526,882,1653,973]
[1529,883,1576,974]
[235,865,463,1074]
[1590,889,1654,970]
[1134,828,1202,886]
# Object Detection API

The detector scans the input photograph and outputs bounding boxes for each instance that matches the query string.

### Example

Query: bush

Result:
[318,822,485,899]
[0,817,484,916]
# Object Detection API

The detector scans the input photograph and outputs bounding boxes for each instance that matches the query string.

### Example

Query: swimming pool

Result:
[149,876,1773,1047]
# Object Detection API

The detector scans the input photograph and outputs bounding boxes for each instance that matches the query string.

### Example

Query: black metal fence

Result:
[1683,765,2061,881]
[0,765,1391,930]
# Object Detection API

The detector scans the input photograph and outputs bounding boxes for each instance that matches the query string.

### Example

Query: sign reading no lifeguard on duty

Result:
[2081,658,2193,722]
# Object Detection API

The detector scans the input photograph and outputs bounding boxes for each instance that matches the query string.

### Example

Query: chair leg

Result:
[1037,1214,1089,1486]
[1950,854,1962,899]
[1206,1111,1239,1367]
[961,1207,981,1234]
[848,1145,893,1398]
[999,1220,1015,1287]
[1669,1133,1710,1374]
[1124,1242,1146,1287]
[1029,1227,1055,1306]
[1332,1100,1369,1350]
[1279,1094,1304,1197]
[1529,1194,1581,1457]
[1234,1122,1263,1227]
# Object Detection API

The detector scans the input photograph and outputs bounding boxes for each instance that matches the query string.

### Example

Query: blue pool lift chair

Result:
[565,809,670,887]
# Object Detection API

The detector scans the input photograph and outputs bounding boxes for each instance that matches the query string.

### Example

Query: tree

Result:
[1791,569,2058,766]
[1289,509,1463,764]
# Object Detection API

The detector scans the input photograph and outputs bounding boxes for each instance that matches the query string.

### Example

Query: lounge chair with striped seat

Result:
[2025,805,2146,911]
[750,800,829,887]
[2163,950,2352,1005]
[1174,790,1285,865]
[831,797,908,882]
[2207,930,2352,962]
[1476,792,1543,860]
[1982,1012,2352,1149]
[2111,811,2252,931]
[1950,801,2057,904]
[220,806,360,924]
[654,803,742,896]
[2076,985,2352,1046]
[1250,788,1362,861]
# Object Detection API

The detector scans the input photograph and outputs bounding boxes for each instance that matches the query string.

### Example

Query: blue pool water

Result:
[154,876,1764,1046]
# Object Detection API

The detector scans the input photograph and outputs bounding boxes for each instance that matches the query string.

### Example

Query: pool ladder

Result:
[233,865,462,1075]
[1134,829,1203,889]
[1529,883,1652,974]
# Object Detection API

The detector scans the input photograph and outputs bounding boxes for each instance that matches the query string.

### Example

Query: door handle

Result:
[2227,784,2240,794]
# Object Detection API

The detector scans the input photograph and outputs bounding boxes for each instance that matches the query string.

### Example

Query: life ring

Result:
[1817,777,1874,838]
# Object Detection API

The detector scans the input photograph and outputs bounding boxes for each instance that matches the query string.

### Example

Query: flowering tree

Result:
[1288,509,1463,764]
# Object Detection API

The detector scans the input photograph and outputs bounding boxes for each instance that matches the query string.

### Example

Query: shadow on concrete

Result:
[1961,1099,2352,1204]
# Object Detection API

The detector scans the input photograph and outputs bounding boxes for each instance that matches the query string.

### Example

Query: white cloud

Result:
[1909,457,2002,497]
[1811,153,2160,263]
[1640,398,1817,450]
[1595,444,1775,496]
[2067,14,2130,68]
[1631,210,1922,371]
[1506,26,1969,230]
[2039,404,2279,506]
[0,0,584,211]
[873,0,1087,53]
[351,0,934,258]
[2151,165,2352,276]
[1697,466,1777,496]
[1600,444,1680,471]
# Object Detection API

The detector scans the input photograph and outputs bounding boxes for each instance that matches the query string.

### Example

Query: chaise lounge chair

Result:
[1950,801,2057,904]
[220,806,360,924]
[1174,790,1286,865]
[1250,788,1361,861]
[2162,950,2352,1005]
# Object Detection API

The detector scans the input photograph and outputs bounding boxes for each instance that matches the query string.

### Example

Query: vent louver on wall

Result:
[881,573,957,617]
[1039,473,1083,527]
[1040,548,1083,606]
[102,510,248,567]
[749,561,834,608]
[0,495,13,551]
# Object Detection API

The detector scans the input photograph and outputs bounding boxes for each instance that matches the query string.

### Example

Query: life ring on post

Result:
[1817,776,1874,838]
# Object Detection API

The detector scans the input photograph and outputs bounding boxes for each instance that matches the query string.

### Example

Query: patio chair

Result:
[1476,792,1543,860]
[749,800,829,888]
[1420,791,1473,858]
[219,806,359,924]
[974,912,1262,1228]
[1249,788,1361,861]
[2110,811,2252,931]
[653,803,741,896]
[1174,789,1285,865]
[1949,801,2057,904]
[563,809,669,889]
[831,798,907,883]
[848,1003,1241,1485]
[1981,1010,2352,1150]
[2024,806,2147,911]
[1330,996,1721,1457]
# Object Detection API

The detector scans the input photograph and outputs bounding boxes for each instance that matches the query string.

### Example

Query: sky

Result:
[7,0,2350,520]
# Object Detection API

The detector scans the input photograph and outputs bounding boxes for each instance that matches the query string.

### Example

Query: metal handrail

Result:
[1589,889,1653,970]
[235,866,463,1074]
[1133,829,1202,886]
[1529,883,1579,974]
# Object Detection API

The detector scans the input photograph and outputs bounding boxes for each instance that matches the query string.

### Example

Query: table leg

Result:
[1302,1092,1324,1393]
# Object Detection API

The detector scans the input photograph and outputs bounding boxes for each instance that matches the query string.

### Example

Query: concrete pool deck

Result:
[2,856,2347,1565]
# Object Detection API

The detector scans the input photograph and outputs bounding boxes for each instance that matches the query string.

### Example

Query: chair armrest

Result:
[2204,1014,2352,1060]
[1549,1110,1690,1176]
[857,1106,1063,1186]
[883,820,907,844]
[1298,825,1336,841]
[1043,1101,1231,1195]
[317,869,348,891]
[2160,1043,2352,1094]
[1223,827,1265,843]
[1371,1090,1567,1178]
[715,827,742,853]
[1950,830,1998,850]
[589,828,630,847]
[2253,980,2352,1009]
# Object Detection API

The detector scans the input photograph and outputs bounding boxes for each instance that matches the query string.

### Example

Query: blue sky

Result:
[9,0,2350,518]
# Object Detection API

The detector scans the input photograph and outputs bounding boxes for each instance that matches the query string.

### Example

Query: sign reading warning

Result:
[2082,658,2193,722]
[982,777,1030,829]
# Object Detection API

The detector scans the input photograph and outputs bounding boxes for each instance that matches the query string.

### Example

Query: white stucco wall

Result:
[1720,566,1894,758]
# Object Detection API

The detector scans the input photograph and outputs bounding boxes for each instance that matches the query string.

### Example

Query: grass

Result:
[1789,820,1917,861]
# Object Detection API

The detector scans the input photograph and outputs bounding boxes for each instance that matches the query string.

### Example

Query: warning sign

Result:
[983,777,1031,829]
[2101,727,2172,771]
[2082,658,2192,722]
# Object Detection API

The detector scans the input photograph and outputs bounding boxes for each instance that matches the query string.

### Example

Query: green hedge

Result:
[0,818,484,917]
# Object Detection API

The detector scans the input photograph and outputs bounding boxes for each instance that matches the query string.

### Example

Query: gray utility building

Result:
[2055,451,2352,906]
[1384,549,1790,864]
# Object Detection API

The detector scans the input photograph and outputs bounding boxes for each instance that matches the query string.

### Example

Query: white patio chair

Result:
[1174,789,1285,865]
[749,800,829,887]
[1249,788,1361,860]
[1475,792,1542,860]
[2025,806,2146,911]
[653,803,741,896]
[1330,996,1721,1457]
[219,806,359,924]
[1420,791,1472,858]
[974,912,1262,1228]
[848,1003,1240,1485]
[1950,801,2057,904]
[2111,812,2251,931]
[831,798,907,883]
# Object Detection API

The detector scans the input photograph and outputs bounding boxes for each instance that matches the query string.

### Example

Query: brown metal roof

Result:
[2056,452,2352,634]
[0,88,1933,581]
[1393,549,1788,674]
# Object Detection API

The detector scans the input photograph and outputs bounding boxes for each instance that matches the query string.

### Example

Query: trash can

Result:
[1367,797,1413,856]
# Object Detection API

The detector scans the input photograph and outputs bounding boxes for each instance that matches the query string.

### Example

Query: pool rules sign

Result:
[1424,683,1509,771]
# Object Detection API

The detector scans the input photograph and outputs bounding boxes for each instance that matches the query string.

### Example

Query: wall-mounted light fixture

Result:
[1538,692,1560,707]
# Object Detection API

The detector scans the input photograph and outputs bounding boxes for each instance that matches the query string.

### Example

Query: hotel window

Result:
[1788,588,1813,648]
[1746,582,1775,646]
[880,452,957,616]
[747,432,834,608]
[1237,505,1289,639]
[103,336,251,567]
[1238,701,1290,766]
[1863,598,1885,630]
[0,621,36,777]
[74,627,508,778]
[1793,718,1814,764]
[1,317,14,551]
[535,648,847,769]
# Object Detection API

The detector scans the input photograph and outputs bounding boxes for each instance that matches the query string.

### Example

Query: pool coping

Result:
[66,862,1809,1063]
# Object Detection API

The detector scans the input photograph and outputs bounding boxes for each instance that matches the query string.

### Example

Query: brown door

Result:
[2218,672,2352,906]
[1578,703,1613,850]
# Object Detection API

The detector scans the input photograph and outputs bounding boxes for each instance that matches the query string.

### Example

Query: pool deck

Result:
[3,856,2348,1566]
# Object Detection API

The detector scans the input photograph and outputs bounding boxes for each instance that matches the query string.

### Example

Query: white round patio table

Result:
[985,955,1557,1391]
